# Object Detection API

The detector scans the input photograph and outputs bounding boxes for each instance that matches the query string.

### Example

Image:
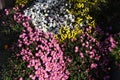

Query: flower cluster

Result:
[1,1,120,80]
[62,27,118,80]
[17,21,69,79]
[14,12,30,23]
[66,0,98,28]
[24,0,75,33]
[62,32,100,80]
[55,26,83,43]
[94,26,117,52]
[109,33,120,69]
[15,0,30,6]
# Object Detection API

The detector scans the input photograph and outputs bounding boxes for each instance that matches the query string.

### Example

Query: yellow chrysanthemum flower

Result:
[55,26,83,43]
[15,0,29,6]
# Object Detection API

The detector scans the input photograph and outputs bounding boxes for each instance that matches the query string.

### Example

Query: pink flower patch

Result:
[75,46,79,53]
[90,63,97,69]
[80,52,84,58]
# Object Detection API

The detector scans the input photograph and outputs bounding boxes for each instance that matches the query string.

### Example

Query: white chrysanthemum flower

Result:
[24,0,75,33]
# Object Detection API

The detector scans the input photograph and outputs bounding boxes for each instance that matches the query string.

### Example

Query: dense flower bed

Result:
[0,0,120,80]
[17,24,69,80]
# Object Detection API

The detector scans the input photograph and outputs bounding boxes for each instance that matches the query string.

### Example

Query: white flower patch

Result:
[24,0,75,33]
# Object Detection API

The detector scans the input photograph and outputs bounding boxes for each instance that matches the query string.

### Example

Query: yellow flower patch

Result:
[67,0,99,29]
[55,26,83,43]
[15,0,29,6]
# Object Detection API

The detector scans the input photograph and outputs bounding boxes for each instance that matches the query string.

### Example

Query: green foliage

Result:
[2,54,33,80]
[0,8,25,79]
[0,10,24,50]
[90,0,120,33]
